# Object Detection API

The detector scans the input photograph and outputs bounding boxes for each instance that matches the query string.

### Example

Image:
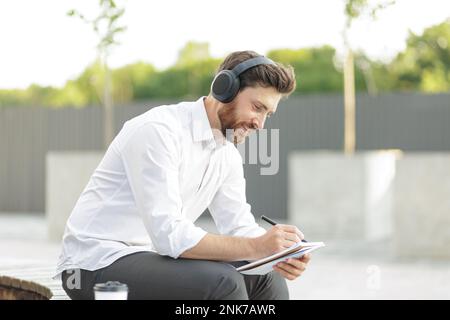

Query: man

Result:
[57,50,310,300]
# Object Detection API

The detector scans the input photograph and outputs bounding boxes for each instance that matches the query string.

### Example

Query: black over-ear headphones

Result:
[211,56,275,103]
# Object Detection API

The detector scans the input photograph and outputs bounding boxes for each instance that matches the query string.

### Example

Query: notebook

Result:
[235,241,325,275]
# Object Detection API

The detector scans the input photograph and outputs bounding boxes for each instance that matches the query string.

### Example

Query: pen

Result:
[261,215,307,243]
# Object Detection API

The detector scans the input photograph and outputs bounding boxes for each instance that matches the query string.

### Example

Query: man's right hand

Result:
[180,225,304,263]
[250,224,304,260]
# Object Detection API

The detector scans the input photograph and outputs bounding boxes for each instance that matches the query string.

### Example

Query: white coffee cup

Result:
[94,281,128,300]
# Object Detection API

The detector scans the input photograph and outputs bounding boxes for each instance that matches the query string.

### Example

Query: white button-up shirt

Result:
[55,97,267,277]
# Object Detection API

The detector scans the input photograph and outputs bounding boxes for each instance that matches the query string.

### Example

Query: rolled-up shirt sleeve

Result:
[120,121,207,258]
[208,147,267,238]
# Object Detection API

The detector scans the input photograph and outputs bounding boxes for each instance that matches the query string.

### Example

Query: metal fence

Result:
[1,92,449,217]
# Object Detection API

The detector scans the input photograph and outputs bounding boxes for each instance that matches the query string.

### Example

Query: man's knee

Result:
[261,271,290,300]
[209,265,248,300]
[245,271,289,300]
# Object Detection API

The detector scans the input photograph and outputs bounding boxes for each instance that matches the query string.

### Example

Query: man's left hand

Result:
[272,253,311,280]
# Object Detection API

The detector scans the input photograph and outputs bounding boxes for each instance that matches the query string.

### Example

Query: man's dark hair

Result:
[216,50,296,97]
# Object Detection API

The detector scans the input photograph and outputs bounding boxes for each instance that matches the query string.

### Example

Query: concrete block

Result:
[288,151,397,241]
[393,153,450,259]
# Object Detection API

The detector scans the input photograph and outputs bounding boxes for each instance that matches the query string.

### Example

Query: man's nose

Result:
[253,115,266,130]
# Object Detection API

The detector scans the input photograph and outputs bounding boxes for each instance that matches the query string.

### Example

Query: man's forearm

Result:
[179,233,257,262]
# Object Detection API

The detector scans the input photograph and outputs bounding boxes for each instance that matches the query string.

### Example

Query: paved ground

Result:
[1,213,449,300]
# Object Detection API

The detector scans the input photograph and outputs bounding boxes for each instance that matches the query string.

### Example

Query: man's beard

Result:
[217,103,243,145]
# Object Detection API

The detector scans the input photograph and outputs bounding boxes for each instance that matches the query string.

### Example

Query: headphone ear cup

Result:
[211,70,237,103]
[226,75,240,103]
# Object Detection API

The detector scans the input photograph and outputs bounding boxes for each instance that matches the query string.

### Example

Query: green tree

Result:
[176,41,211,67]
[172,42,219,99]
[342,0,395,153]
[112,62,157,103]
[68,0,127,148]
[389,19,450,92]
[270,46,345,93]
[3,22,450,109]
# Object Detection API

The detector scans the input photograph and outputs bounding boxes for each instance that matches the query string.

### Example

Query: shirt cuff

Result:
[169,222,209,259]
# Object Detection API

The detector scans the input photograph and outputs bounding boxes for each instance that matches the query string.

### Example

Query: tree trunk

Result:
[343,49,356,154]
[103,62,114,149]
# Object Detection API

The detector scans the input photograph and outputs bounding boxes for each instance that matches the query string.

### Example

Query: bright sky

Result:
[0,0,449,89]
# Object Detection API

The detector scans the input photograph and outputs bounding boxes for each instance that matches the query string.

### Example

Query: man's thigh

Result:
[96,251,248,300]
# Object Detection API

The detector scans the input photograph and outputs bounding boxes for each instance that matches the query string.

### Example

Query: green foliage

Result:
[268,46,367,93]
[112,62,156,102]
[175,41,211,67]
[344,0,395,27]
[68,0,127,57]
[111,42,220,101]
[388,20,450,92]
[1,19,450,108]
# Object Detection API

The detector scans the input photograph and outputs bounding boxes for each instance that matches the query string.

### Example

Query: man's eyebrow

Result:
[254,101,269,111]
[256,100,274,116]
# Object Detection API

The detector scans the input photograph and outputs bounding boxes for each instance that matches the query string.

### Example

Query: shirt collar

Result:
[191,96,226,150]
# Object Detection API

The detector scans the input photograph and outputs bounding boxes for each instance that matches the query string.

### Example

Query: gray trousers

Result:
[62,251,289,300]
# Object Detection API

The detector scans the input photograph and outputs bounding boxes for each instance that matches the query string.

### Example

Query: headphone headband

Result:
[231,56,275,77]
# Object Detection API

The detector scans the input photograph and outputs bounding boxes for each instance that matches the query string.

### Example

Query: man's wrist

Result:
[245,237,258,261]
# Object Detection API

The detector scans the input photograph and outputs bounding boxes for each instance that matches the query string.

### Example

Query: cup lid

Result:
[94,281,128,292]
